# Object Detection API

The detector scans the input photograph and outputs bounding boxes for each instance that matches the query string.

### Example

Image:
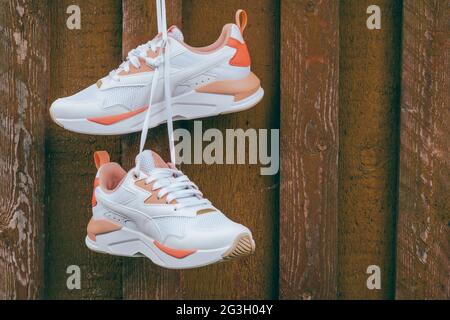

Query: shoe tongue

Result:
[136,150,169,174]
[168,25,184,42]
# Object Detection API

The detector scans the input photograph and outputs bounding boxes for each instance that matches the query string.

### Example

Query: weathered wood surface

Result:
[179,0,280,299]
[396,0,449,300]
[122,0,279,300]
[280,0,339,300]
[338,0,402,299]
[45,0,123,299]
[1,0,447,300]
[121,0,183,300]
[0,0,49,299]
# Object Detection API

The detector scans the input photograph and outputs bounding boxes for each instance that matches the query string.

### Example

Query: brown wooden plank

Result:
[45,0,123,299]
[396,0,449,300]
[179,0,279,299]
[122,0,279,300]
[338,0,402,299]
[280,0,339,300]
[121,0,184,300]
[0,0,49,299]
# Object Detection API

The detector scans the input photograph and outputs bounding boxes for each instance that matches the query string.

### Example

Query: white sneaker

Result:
[86,150,255,269]
[50,9,264,135]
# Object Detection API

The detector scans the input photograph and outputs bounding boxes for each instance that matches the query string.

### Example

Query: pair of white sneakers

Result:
[51,4,263,269]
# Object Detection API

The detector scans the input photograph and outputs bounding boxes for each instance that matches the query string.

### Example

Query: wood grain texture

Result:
[396,0,449,300]
[122,0,279,300]
[179,0,280,299]
[280,0,339,300]
[338,0,402,299]
[0,0,49,299]
[45,0,123,299]
[121,0,183,300]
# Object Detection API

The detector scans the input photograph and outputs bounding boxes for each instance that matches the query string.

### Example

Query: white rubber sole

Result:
[52,88,264,135]
[85,226,256,270]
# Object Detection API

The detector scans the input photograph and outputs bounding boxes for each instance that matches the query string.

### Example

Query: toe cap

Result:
[50,84,103,120]
[50,97,102,120]
[164,213,253,251]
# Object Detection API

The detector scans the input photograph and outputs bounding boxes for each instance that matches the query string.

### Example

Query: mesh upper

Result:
[102,86,149,110]
[154,212,235,238]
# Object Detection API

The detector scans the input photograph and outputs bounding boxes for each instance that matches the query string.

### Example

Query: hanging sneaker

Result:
[50,9,263,135]
[86,150,255,269]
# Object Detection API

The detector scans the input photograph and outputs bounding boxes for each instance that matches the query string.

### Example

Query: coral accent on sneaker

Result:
[227,38,251,67]
[196,72,260,101]
[92,178,100,207]
[151,151,170,169]
[135,179,178,205]
[87,218,122,241]
[154,241,196,259]
[87,106,148,126]
[94,151,110,170]
[235,9,248,34]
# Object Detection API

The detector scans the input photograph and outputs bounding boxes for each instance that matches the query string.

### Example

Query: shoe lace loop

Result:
[145,168,211,210]
[110,40,163,79]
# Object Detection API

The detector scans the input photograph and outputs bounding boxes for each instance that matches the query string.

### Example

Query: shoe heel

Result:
[85,221,146,258]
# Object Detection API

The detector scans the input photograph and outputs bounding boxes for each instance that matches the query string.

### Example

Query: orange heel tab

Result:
[235,9,248,35]
[94,151,110,170]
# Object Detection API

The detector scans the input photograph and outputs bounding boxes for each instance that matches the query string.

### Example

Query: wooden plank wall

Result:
[396,0,449,300]
[280,0,339,300]
[0,0,49,299]
[179,0,280,299]
[45,0,123,299]
[338,0,402,299]
[121,0,280,300]
[0,0,448,300]
[121,0,184,300]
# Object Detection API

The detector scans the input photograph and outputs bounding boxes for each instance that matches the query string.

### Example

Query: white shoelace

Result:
[145,168,211,210]
[110,39,163,78]
[135,0,176,176]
